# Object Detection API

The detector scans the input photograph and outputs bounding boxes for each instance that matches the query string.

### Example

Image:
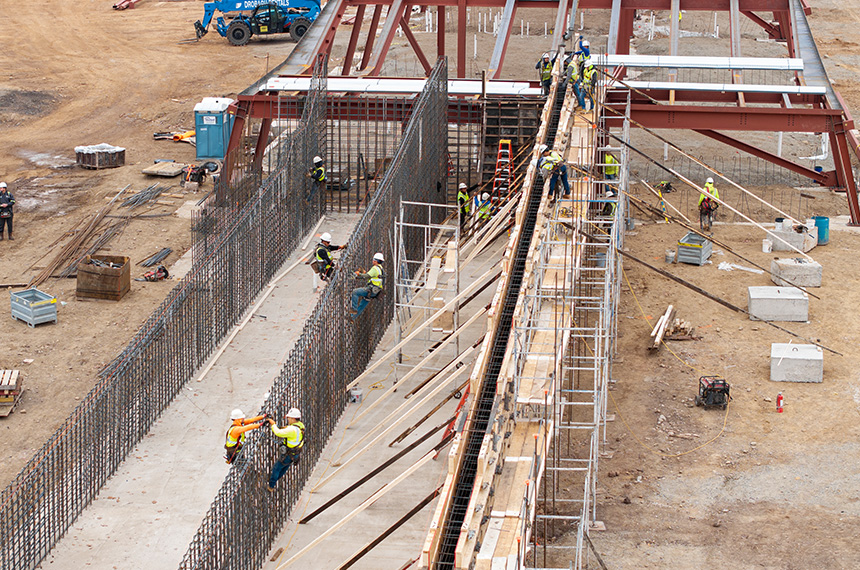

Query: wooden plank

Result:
[141,162,186,177]
[0,371,9,386]
[9,370,18,388]
[443,241,457,273]
[425,257,443,290]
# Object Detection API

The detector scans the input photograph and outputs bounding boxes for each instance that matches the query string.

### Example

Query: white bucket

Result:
[762,239,773,253]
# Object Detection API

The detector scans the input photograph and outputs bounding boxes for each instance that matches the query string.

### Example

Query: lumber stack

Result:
[649,305,675,350]
[0,370,22,417]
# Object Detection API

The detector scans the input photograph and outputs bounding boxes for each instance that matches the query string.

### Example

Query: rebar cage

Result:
[178,58,449,570]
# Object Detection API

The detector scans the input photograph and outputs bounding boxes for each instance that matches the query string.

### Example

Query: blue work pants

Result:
[269,452,298,488]
[550,165,571,197]
[351,287,372,317]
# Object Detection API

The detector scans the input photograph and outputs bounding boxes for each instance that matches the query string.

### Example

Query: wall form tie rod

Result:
[622,191,821,300]
[584,229,843,356]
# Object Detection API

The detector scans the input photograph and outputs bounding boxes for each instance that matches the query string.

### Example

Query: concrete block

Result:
[770,258,823,287]
[770,343,823,383]
[748,286,808,322]
[766,226,818,252]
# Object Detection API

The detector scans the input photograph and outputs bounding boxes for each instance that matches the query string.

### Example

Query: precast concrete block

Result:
[766,226,818,252]
[770,258,823,288]
[748,286,808,322]
[770,343,823,383]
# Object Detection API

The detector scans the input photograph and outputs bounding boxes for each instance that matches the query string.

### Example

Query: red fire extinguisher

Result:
[776,392,784,413]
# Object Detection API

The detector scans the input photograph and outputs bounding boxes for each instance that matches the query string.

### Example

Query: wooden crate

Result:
[76,254,131,301]
[0,370,21,417]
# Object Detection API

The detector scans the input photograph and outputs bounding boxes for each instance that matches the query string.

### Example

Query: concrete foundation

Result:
[766,226,818,252]
[770,258,823,287]
[748,287,809,322]
[770,343,823,383]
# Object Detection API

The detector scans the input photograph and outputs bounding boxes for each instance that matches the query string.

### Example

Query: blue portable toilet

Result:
[194,97,235,161]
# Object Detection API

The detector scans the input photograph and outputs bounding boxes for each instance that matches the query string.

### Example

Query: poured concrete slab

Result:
[770,343,823,383]
[748,286,808,322]
[770,258,822,288]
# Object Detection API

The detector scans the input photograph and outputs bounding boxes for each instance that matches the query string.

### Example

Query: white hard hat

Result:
[583,57,593,67]
[0,182,6,188]
[542,52,550,59]
[482,192,491,201]
[313,156,323,164]
[458,182,467,190]
[373,252,385,262]
[582,39,590,47]
[230,409,244,420]
[539,144,548,153]
[320,232,332,242]
[706,177,714,184]
[286,407,302,419]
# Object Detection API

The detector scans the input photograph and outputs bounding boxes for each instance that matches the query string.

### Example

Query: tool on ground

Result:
[140,248,172,267]
[776,392,784,413]
[182,165,207,185]
[193,0,321,45]
[135,265,169,282]
[695,376,731,410]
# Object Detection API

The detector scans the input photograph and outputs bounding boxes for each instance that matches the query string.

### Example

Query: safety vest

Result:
[583,66,595,86]
[278,421,305,451]
[457,189,471,214]
[312,166,326,182]
[477,199,492,220]
[605,154,618,176]
[540,151,563,172]
[698,183,719,206]
[566,60,580,81]
[539,60,553,82]
[367,264,384,289]
[315,244,332,265]
[225,424,246,448]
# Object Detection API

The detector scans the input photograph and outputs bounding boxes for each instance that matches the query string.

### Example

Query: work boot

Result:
[7,235,12,241]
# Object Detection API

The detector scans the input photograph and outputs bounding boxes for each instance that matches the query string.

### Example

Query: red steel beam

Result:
[400,13,433,74]
[367,1,410,76]
[342,5,366,75]
[344,0,791,10]
[694,129,834,185]
[741,10,780,39]
[359,5,382,70]
[253,118,272,171]
[829,118,860,223]
[438,6,446,58]
[605,103,841,132]
[616,8,635,55]
[606,89,824,106]
[457,0,467,78]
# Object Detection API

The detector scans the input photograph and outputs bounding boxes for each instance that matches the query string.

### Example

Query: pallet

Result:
[141,162,187,177]
[0,370,22,417]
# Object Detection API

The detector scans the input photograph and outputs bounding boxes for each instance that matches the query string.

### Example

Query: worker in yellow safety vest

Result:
[539,144,571,200]
[535,52,555,96]
[698,177,720,231]
[475,192,493,221]
[266,407,305,490]
[581,58,596,110]
[350,252,385,318]
[458,182,476,229]
[224,409,266,464]
[566,57,586,109]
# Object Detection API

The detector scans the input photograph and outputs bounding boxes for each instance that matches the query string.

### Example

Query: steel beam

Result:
[438,6,445,57]
[400,13,433,74]
[605,103,841,132]
[457,0,467,78]
[606,88,823,105]
[341,0,792,9]
[607,0,622,54]
[694,129,834,185]
[551,0,570,52]
[221,100,249,197]
[342,5,366,75]
[488,0,518,78]
[829,117,860,223]
[366,0,408,75]
[360,6,383,70]
[742,10,780,39]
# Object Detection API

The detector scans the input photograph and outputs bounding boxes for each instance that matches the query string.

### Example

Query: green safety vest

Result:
[583,66,595,86]
[278,421,305,451]
[478,200,492,220]
[540,151,563,172]
[312,166,326,182]
[698,183,719,206]
[567,60,579,81]
[605,155,618,176]
[457,190,471,214]
[539,60,553,81]
[315,244,331,265]
[367,264,384,289]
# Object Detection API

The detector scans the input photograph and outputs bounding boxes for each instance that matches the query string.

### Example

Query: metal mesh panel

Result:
[178,58,449,570]
[0,58,328,570]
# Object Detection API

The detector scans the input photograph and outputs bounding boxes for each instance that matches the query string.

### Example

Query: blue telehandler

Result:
[194,0,320,46]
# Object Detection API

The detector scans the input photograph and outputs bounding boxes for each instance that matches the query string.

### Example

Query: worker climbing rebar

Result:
[306,155,326,201]
[350,252,385,319]
[313,232,346,282]
[699,177,720,232]
[266,407,304,490]
[224,409,267,464]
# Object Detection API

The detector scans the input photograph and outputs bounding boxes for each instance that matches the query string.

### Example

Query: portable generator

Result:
[695,376,731,410]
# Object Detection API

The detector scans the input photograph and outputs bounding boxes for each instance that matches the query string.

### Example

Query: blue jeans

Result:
[351,287,372,317]
[550,165,570,197]
[269,452,298,488]
[571,80,585,108]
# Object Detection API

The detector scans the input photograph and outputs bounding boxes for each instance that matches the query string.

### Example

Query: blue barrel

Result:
[813,216,829,245]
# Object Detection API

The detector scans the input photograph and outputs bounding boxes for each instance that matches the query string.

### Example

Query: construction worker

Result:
[0,182,14,241]
[314,232,346,281]
[475,192,493,221]
[574,37,590,73]
[224,409,267,464]
[698,177,720,231]
[306,155,326,201]
[581,57,596,110]
[539,144,570,201]
[535,52,555,96]
[266,407,304,491]
[350,252,384,318]
[457,182,477,229]
[604,153,619,197]
[565,57,586,109]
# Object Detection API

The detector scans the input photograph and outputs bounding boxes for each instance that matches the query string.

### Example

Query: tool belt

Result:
[366,284,382,299]
[0,210,11,218]
[280,443,302,457]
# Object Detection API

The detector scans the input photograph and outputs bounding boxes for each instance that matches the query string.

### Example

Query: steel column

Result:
[829,118,860,224]
[438,6,446,57]
[253,117,272,171]
[360,5,383,70]
[342,4,366,75]
[607,0,622,54]
[367,0,409,75]
[222,100,249,200]
[457,0,467,78]
[694,129,834,185]
[617,8,635,55]
[774,10,795,58]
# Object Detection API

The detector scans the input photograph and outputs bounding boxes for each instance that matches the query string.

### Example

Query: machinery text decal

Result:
[235,0,293,7]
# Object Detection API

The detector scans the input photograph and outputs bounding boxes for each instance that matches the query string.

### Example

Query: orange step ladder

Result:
[491,139,513,202]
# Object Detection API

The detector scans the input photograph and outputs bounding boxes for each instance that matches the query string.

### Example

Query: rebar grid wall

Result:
[178,58,449,570]
[0,62,327,570]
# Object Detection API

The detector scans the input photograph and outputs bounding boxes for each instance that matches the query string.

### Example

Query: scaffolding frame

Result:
[394,199,462,369]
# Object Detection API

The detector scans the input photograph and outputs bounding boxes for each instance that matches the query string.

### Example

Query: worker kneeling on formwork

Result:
[349,252,385,319]
[267,407,305,491]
